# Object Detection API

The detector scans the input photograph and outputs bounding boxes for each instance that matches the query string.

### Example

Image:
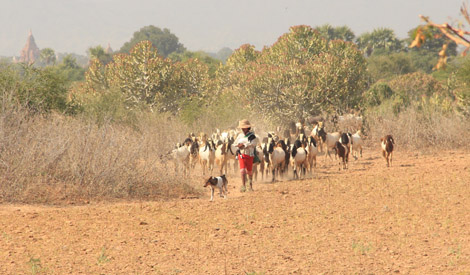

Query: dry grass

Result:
[1,102,470,204]
[364,107,470,150]
[0,108,200,204]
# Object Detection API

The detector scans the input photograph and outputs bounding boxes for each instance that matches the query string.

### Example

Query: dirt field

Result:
[1,147,469,274]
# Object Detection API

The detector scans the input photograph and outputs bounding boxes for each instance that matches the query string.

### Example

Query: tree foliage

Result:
[363,82,394,107]
[411,4,470,70]
[217,25,368,123]
[88,45,113,65]
[388,71,446,101]
[75,41,208,114]
[53,54,86,83]
[0,64,68,113]
[119,25,185,57]
[448,56,470,115]
[315,24,355,42]
[40,48,56,66]
[168,50,221,77]
[356,28,403,56]
[367,52,416,81]
[214,47,233,62]
[408,26,457,56]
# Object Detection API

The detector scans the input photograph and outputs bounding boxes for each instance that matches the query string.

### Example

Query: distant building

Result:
[105,43,113,54]
[18,30,40,64]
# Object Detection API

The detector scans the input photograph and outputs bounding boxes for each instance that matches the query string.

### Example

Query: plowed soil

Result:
[1,148,470,274]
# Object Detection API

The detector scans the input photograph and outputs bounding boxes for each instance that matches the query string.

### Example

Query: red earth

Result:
[1,148,469,274]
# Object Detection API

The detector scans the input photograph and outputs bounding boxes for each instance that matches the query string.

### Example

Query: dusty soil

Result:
[1,148,469,274]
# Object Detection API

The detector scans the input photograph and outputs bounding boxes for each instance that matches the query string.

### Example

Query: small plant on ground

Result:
[352,240,372,255]
[97,246,111,265]
[27,257,43,274]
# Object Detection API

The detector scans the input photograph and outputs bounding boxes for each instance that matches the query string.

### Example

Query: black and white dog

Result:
[204,175,228,201]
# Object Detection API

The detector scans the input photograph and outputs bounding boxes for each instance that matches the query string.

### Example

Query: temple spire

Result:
[18,30,40,64]
[105,43,113,54]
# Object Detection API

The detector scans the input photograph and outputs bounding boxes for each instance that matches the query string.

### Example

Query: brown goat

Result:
[381,135,395,167]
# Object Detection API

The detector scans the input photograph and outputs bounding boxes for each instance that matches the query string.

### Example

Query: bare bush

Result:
[0,108,200,204]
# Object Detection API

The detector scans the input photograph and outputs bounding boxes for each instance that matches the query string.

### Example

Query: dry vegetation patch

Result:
[0,110,200,204]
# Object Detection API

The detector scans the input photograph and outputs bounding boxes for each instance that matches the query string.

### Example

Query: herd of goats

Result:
[170,115,396,183]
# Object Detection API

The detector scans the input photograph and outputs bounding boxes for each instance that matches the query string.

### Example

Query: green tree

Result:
[216,25,368,122]
[214,44,260,95]
[449,56,470,114]
[215,47,233,62]
[363,82,394,107]
[119,25,185,57]
[168,50,221,77]
[413,3,470,113]
[407,26,458,72]
[262,25,327,65]
[407,26,457,56]
[39,48,56,66]
[0,64,68,113]
[106,41,172,107]
[315,24,355,42]
[76,41,209,114]
[166,58,210,113]
[388,71,445,101]
[54,54,86,82]
[367,52,416,81]
[88,45,112,65]
[356,28,403,56]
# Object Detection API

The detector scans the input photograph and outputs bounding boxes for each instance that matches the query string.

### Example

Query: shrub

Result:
[363,82,394,107]
[367,52,416,81]
[0,64,68,113]
[388,71,446,101]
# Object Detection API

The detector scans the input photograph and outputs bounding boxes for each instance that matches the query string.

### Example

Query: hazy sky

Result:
[1,0,465,56]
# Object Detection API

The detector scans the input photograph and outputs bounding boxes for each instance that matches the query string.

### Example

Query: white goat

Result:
[172,138,192,176]
[199,139,215,175]
[349,130,363,160]
[316,126,341,160]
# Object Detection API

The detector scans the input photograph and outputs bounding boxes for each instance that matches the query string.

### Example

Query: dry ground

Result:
[1,147,470,274]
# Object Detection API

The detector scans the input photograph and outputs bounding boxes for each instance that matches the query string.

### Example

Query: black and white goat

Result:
[290,139,308,179]
[334,141,349,170]
[267,138,286,182]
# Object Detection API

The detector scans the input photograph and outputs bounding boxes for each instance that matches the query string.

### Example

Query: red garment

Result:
[238,154,254,173]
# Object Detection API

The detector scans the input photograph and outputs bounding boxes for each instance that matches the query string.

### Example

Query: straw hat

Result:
[237,119,253,129]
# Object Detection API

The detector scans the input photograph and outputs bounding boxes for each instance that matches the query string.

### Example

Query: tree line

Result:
[1,22,470,128]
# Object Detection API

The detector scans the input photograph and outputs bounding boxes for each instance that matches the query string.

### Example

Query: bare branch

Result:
[419,14,470,48]
[461,2,470,26]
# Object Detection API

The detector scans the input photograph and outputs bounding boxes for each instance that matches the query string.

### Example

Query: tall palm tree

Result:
[40,48,56,66]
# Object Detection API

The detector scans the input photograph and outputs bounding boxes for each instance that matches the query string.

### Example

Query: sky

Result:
[0,0,466,57]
